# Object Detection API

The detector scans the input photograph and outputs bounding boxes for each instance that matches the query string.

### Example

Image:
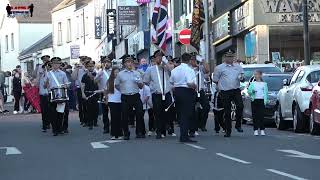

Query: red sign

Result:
[178,29,191,45]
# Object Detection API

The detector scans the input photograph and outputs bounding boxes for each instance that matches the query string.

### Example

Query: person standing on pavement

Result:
[44,57,70,136]
[144,50,173,139]
[170,53,197,143]
[12,69,22,114]
[139,84,155,136]
[72,56,89,126]
[81,60,99,130]
[247,70,268,136]
[95,56,112,134]
[212,51,245,137]
[37,55,51,132]
[115,55,145,140]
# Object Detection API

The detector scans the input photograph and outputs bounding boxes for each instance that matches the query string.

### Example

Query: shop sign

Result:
[70,45,80,59]
[232,0,254,35]
[106,9,116,40]
[260,0,320,23]
[118,6,139,25]
[128,31,144,55]
[95,17,102,39]
[212,12,230,45]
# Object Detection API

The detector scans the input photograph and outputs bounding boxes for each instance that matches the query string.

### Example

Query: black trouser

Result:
[174,88,196,141]
[101,102,110,131]
[40,95,50,130]
[49,102,69,134]
[212,91,225,132]
[109,102,123,137]
[24,94,31,111]
[76,88,85,123]
[13,91,21,111]
[220,89,243,135]
[196,90,210,129]
[145,109,155,131]
[84,97,99,127]
[121,94,145,136]
[128,108,136,126]
[152,93,172,135]
[251,99,265,130]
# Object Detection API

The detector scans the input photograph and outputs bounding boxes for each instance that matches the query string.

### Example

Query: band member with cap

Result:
[37,55,51,132]
[115,55,145,140]
[144,50,173,139]
[95,56,112,133]
[44,57,69,136]
[81,59,99,130]
[212,50,245,137]
[72,56,88,126]
[170,53,197,143]
[190,53,210,132]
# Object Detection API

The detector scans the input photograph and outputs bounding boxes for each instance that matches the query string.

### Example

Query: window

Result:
[67,19,71,42]
[58,22,62,45]
[80,14,84,37]
[85,16,89,36]
[307,71,320,83]
[290,70,301,85]
[11,33,14,50]
[76,16,80,39]
[5,35,8,52]
[296,70,305,83]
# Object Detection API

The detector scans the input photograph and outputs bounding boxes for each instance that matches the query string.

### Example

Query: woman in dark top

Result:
[12,69,22,114]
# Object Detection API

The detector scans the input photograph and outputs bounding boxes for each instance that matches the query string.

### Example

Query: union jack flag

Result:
[151,0,168,52]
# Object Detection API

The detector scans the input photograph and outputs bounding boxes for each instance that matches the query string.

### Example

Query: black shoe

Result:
[124,136,130,140]
[189,133,195,138]
[156,134,162,139]
[64,130,69,134]
[89,127,93,130]
[236,128,244,133]
[80,122,84,126]
[200,128,208,132]
[224,134,231,137]
[59,131,64,135]
[103,129,109,134]
[42,129,47,133]
[136,134,146,139]
[53,133,58,136]
[180,138,197,143]
[215,130,219,134]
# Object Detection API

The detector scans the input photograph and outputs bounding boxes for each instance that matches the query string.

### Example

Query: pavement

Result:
[1,111,320,180]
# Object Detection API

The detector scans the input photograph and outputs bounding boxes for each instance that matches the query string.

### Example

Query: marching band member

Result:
[37,55,51,132]
[44,57,69,136]
[170,53,197,143]
[143,50,173,139]
[115,55,145,140]
[139,84,155,136]
[81,60,99,130]
[72,56,88,126]
[212,51,245,137]
[95,56,112,134]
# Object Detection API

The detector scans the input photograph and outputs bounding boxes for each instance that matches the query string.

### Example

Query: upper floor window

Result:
[5,35,8,52]
[67,19,71,42]
[58,22,62,45]
[11,33,14,50]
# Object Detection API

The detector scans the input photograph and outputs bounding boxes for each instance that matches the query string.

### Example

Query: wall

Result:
[19,24,52,51]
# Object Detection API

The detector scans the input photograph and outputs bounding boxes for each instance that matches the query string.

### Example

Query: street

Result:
[1,112,320,180]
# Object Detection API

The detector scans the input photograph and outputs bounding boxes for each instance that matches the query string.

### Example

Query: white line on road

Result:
[184,143,206,150]
[0,147,22,155]
[278,149,320,160]
[216,153,251,164]
[90,142,110,149]
[266,169,309,180]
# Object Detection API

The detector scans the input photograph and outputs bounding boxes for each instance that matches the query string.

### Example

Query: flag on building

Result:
[190,0,205,52]
[151,0,168,52]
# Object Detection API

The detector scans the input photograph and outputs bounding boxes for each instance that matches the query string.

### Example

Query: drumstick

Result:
[87,92,97,99]
[165,100,175,112]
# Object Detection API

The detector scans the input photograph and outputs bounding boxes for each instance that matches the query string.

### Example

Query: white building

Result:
[52,0,103,64]
[0,0,61,72]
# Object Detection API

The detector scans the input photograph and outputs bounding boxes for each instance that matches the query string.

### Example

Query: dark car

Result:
[242,73,292,124]
[242,64,282,82]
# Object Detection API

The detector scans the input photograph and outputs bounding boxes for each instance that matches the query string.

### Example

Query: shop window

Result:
[11,33,14,50]
[67,19,71,42]
[5,35,8,52]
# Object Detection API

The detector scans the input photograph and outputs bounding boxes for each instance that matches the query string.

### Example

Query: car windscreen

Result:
[244,67,281,81]
[262,75,290,91]
[307,70,320,83]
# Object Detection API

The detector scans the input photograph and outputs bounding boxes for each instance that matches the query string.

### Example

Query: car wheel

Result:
[310,111,320,135]
[275,105,288,130]
[293,104,307,133]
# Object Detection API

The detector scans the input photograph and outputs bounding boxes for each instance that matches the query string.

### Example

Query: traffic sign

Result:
[178,29,191,45]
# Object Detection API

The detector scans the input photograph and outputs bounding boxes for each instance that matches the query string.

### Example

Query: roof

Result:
[9,0,62,23]
[75,0,92,10]
[19,33,52,60]
[241,64,278,68]
[52,0,75,13]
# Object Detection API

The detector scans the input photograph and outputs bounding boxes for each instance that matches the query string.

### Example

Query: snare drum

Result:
[50,87,69,103]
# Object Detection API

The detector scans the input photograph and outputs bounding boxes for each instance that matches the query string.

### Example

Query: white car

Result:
[276,65,320,133]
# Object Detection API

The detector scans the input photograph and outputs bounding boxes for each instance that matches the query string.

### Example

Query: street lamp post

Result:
[303,0,310,65]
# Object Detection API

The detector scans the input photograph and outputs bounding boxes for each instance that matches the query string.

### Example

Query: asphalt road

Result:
[1,111,320,180]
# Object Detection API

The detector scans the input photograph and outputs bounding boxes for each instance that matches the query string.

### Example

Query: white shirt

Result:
[252,81,265,99]
[140,85,153,110]
[108,87,122,103]
[170,63,196,88]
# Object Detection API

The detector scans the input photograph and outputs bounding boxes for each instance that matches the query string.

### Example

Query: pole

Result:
[203,0,210,64]
[303,0,310,65]
[116,0,120,45]
[184,0,189,53]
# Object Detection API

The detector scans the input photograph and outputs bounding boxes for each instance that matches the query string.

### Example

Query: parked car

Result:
[242,73,292,124]
[276,65,320,132]
[309,83,320,135]
[242,64,282,82]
